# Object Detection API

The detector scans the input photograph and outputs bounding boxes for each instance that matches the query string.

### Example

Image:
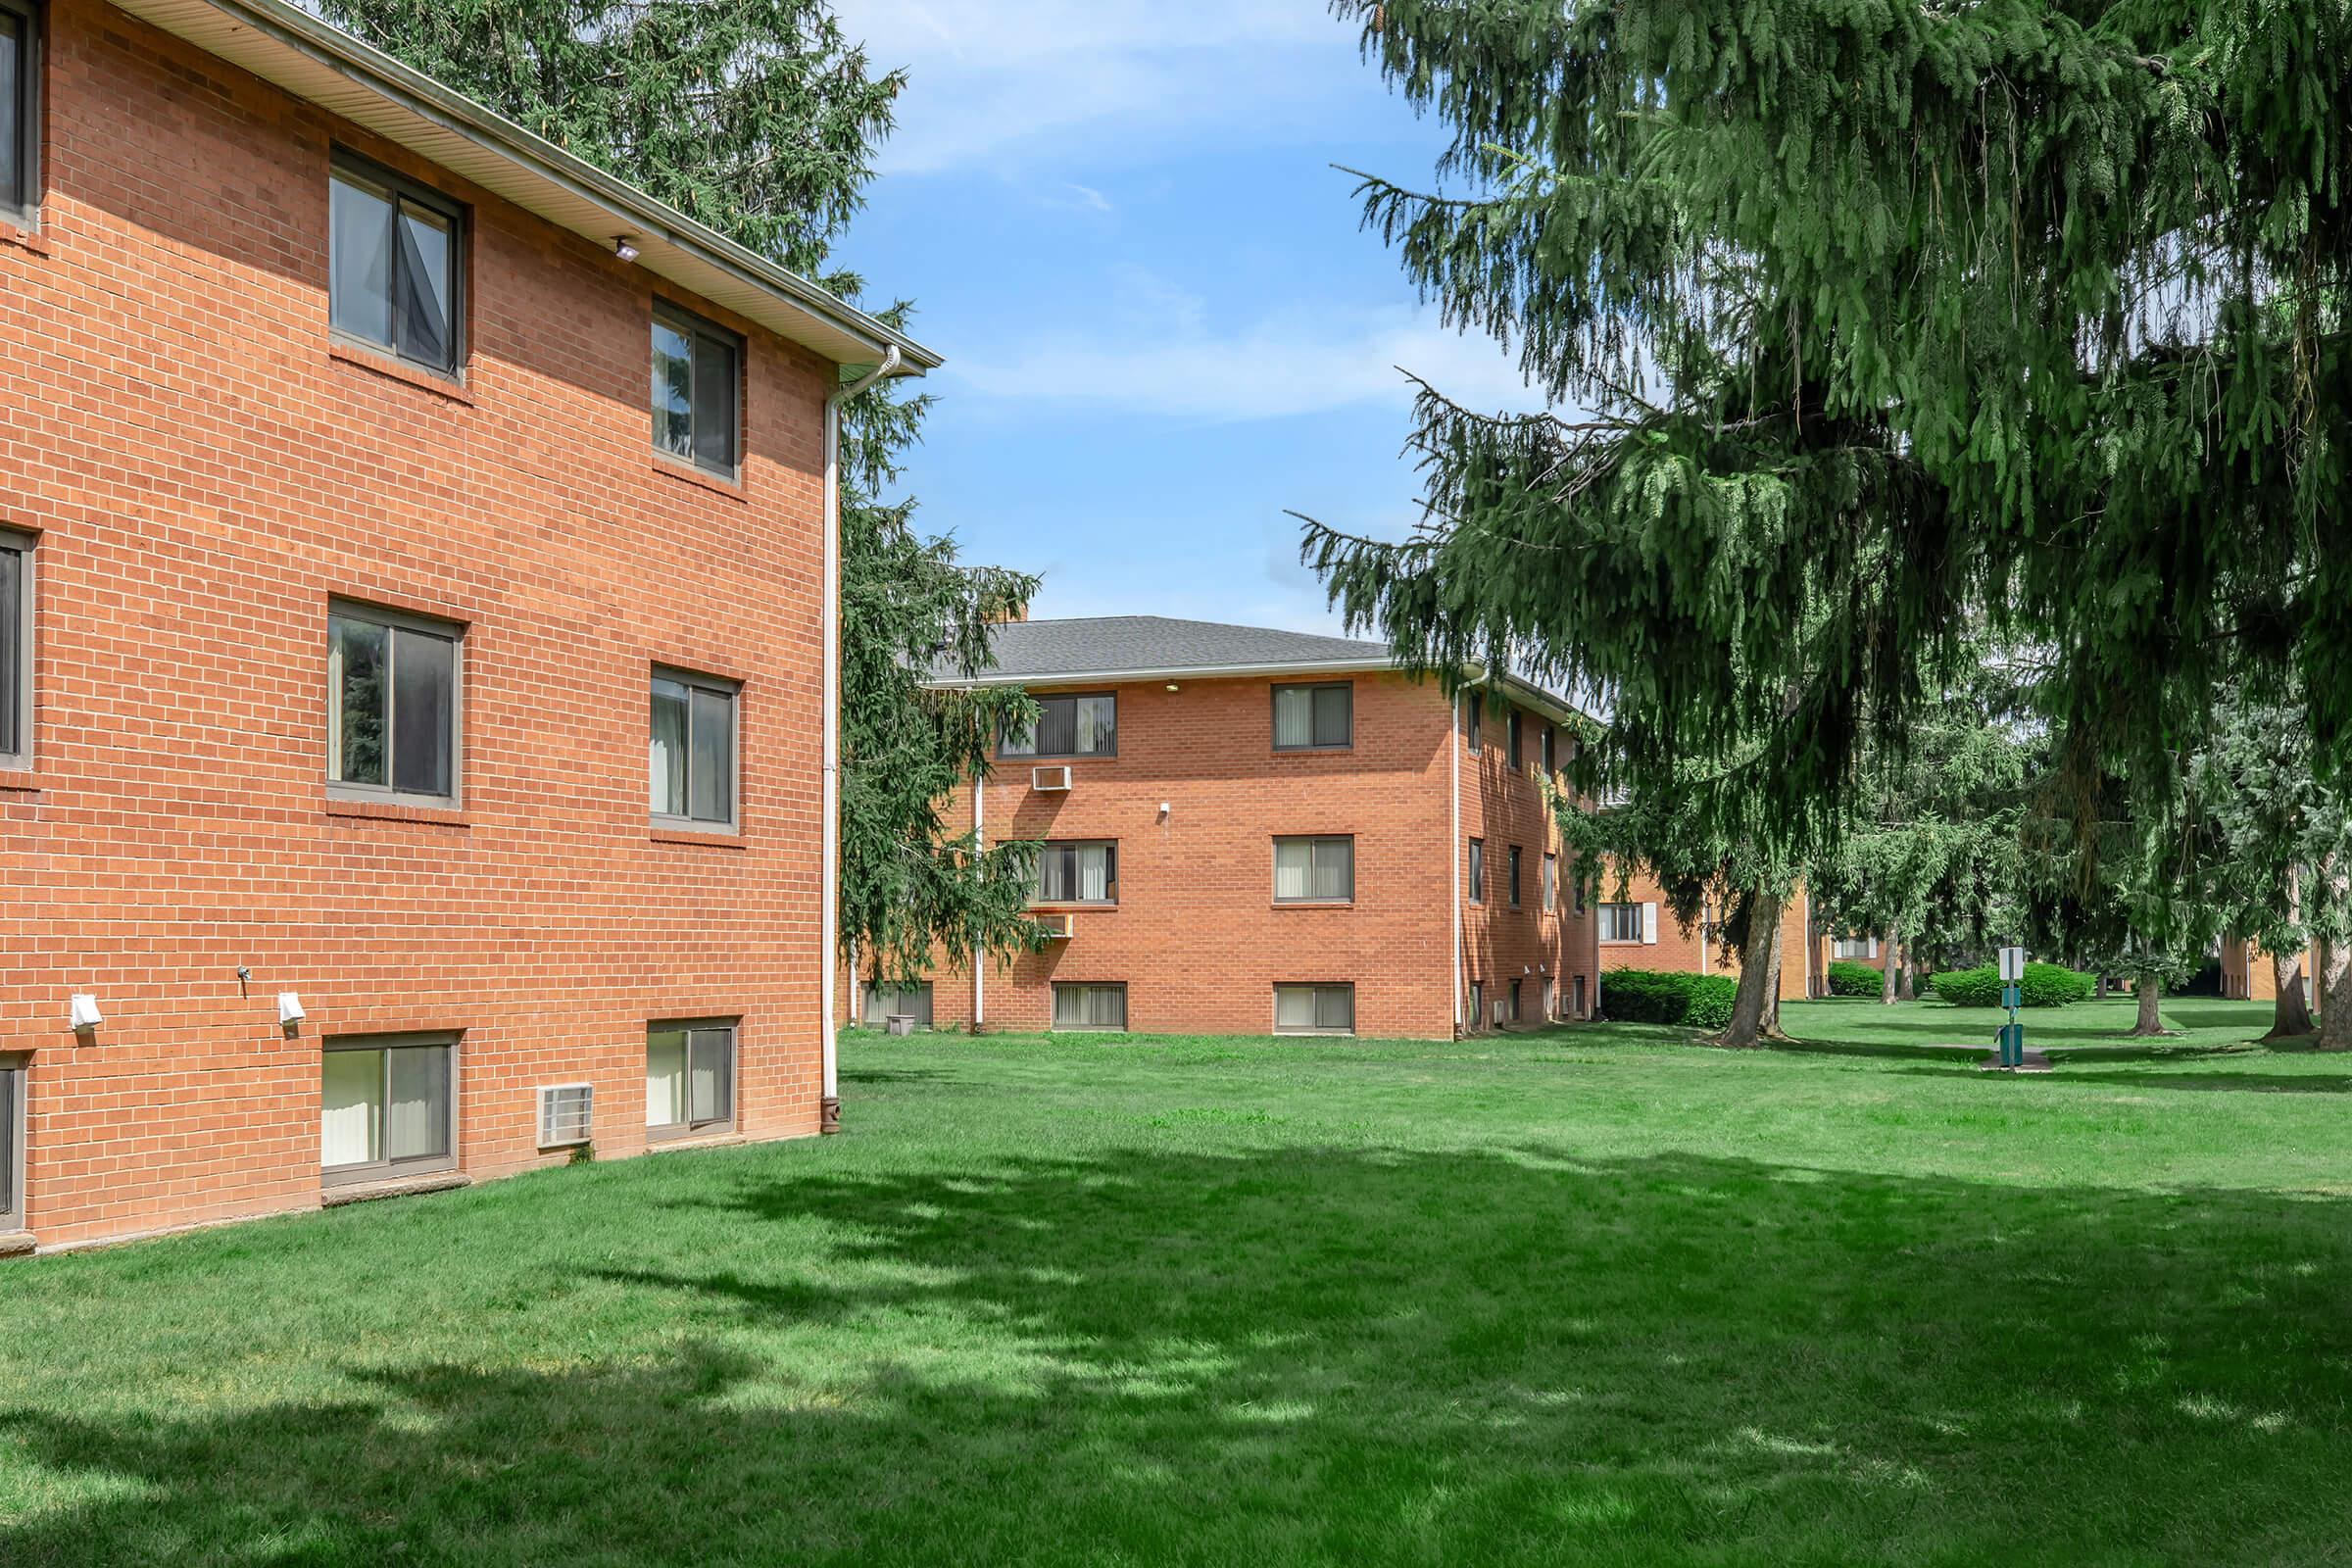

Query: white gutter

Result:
[972,776,986,1031]
[820,346,902,1132]
[1451,691,1464,1037]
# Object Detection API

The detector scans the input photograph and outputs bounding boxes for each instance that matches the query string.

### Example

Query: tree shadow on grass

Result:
[5,1146,2350,1566]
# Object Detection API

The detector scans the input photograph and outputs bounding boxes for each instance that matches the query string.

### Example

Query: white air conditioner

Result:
[1032,765,1073,792]
[1037,912,1074,940]
[537,1083,594,1150]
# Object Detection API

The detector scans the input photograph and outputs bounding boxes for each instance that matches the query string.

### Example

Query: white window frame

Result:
[650,664,742,834]
[326,598,465,809]
[1598,902,1646,944]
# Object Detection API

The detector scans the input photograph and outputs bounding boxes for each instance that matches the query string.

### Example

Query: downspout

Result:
[972,775,985,1032]
[1451,691,1463,1037]
[821,345,901,1134]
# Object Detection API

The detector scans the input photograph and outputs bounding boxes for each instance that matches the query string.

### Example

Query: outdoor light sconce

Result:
[69,994,104,1031]
[277,993,307,1029]
[612,235,641,262]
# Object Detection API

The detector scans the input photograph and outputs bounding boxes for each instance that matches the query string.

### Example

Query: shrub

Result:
[1930,961,2094,1007]
[1825,960,1883,997]
[1601,968,1740,1031]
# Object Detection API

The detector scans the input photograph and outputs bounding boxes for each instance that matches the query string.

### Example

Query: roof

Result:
[928,615,1590,725]
[111,0,939,377]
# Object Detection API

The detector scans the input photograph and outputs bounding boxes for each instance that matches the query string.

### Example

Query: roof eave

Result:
[112,0,940,376]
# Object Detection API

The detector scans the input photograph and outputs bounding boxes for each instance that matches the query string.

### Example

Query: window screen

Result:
[651,669,738,829]
[647,1022,736,1137]
[321,1038,456,1185]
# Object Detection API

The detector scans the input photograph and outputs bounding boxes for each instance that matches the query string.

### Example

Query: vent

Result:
[1037,912,1074,940]
[1032,765,1073,792]
[537,1083,594,1150]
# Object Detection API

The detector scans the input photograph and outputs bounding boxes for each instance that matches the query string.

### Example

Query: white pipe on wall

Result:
[821,346,901,1132]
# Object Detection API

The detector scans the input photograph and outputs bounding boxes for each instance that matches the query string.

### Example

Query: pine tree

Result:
[319,0,1047,987]
[1304,1,2352,934]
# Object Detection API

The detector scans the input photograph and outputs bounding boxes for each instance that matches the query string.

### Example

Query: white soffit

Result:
[108,0,939,377]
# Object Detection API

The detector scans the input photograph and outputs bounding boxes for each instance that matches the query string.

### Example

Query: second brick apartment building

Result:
[2,0,934,1252]
[853,616,1816,1040]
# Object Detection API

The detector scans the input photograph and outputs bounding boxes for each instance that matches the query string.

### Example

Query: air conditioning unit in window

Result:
[1032,765,1073,792]
[537,1083,594,1150]
[1037,912,1074,940]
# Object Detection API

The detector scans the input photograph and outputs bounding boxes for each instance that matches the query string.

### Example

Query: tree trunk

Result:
[1897,952,1917,1001]
[2320,940,2352,1053]
[1766,925,1787,1038]
[2094,973,2109,1000]
[1880,927,1899,1004]
[2265,950,2317,1041]
[1714,886,1786,1049]
[2127,971,2168,1037]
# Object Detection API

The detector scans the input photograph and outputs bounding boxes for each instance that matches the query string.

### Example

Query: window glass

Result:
[1274,684,1350,750]
[651,671,737,828]
[1038,842,1116,903]
[329,161,460,371]
[1543,853,1558,910]
[1274,837,1352,902]
[649,1023,735,1135]
[0,13,19,213]
[328,607,459,804]
[1052,984,1126,1031]
[321,1041,454,1179]
[395,199,454,368]
[1600,904,1644,942]
[652,319,695,460]
[1,1061,22,1226]
[1467,840,1484,903]
[1003,695,1115,758]
[651,307,741,475]
[385,1045,451,1162]
[0,536,22,763]
[1508,846,1523,906]
[1275,985,1353,1034]
[1507,710,1523,767]
[328,171,395,349]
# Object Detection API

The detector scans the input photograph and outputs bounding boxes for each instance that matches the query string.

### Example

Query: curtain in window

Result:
[688,1029,732,1124]
[1275,840,1311,900]
[689,687,733,822]
[0,543,18,757]
[1275,987,1318,1030]
[1273,687,1312,748]
[1312,840,1350,900]
[0,15,21,212]
[650,678,689,816]
[1077,845,1109,902]
[1312,688,1349,747]
[320,1050,382,1168]
[0,1068,18,1217]
[384,1046,449,1161]
[1316,986,1352,1031]
[1055,986,1124,1029]
[1075,696,1115,753]
[646,1027,688,1127]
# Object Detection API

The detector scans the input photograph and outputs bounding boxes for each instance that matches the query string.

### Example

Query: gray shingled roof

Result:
[935,615,1397,685]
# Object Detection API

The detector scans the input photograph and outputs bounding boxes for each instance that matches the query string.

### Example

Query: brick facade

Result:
[1,0,873,1250]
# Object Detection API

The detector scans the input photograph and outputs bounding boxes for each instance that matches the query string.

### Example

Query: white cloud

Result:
[837,0,1366,173]
[949,303,1551,421]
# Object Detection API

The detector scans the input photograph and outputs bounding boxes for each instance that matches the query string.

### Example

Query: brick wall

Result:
[1593,869,1818,1004]
[1,0,831,1250]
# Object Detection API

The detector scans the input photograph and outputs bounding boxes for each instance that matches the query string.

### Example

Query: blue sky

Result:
[830,1,1534,634]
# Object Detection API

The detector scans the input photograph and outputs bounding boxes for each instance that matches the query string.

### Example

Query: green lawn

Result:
[4,998,2349,1566]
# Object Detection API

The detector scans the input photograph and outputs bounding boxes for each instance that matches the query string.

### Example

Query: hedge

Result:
[1602,968,1739,1031]
[1824,959,1883,997]
[1929,962,2094,1008]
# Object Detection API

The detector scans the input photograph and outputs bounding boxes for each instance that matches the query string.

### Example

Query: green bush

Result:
[1601,968,1740,1031]
[1930,962,2094,1007]
[1825,960,1883,997]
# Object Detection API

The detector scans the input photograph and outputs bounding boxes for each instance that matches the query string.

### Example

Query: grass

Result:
[3,997,2349,1565]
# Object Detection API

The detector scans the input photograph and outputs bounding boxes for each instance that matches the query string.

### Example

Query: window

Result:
[0,1055,23,1232]
[1507,709,1523,768]
[1509,979,1524,1023]
[1541,723,1555,774]
[1464,699,1481,753]
[1002,693,1116,759]
[1467,839,1485,904]
[327,601,461,806]
[328,154,462,374]
[0,0,35,221]
[1274,984,1354,1035]
[650,667,738,830]
[1467,980,1483,1032]
[320,1036,456,1187]
[1599,903,1645,943]
[1573,863,1587,915]
[1572,974,1588,1018]
[862,982,933,1027]
[1834,935,1878,960]
[1543,853,1557,911]
[1507,846,1523,907]
[1037,840,1118,904]
[0,527,27,770]
[1272,682,1351,750]
[651,301,742,476]
[1542,978,1556,1019]
[647,1021,736,1139]
[1052,983,1127,1032]
[1274,835,1353,903]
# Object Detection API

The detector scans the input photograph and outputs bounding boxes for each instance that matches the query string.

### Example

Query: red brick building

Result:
[0,0,935,1253]
[842,616,1598,1040]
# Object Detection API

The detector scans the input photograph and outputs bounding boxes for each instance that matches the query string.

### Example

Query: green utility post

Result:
[1997,947,2027,1069]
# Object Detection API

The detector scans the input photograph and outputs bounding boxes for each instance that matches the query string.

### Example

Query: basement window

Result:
[1,1055,23,1231]
[0,526,28,770]
[321,1036,457,1187]
[1274,984,1354,1036]
[1052,983,1127,1032]
[647,1021,737,1139]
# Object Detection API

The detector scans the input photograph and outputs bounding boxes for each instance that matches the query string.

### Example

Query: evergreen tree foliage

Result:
[318,0,1047,987]
[1304,0,2352,893]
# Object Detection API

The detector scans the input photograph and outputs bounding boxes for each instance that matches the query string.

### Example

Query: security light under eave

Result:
[613,236,641,262]
[69,994,103,1030]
